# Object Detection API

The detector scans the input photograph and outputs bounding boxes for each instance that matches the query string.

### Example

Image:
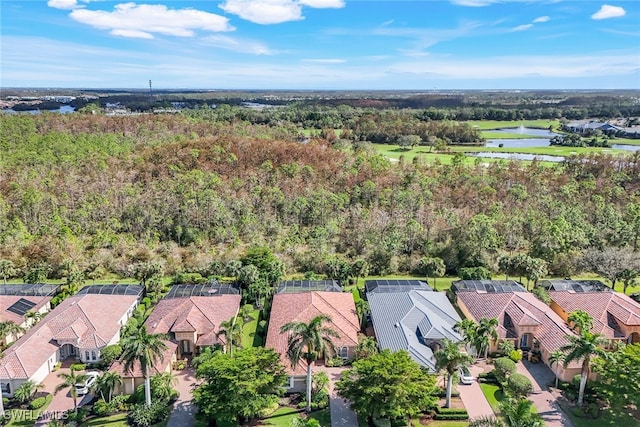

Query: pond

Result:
[486,127,555,148]
[491,126,559,137]
[469,152,565,162]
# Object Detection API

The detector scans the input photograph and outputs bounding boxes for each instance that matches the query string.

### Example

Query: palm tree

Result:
[548,350,565,389]
[24,310,44,326]
[280,314,340,412]
[355,299,370,328]
[13,380,42,405]
[217,316,243,356]
[119,326,168,406]
[500,398,544,427]
[55,367,88,411]
[0,321,25,346]
[94,371,122,402]
[560,330,607,406]
[475,318,499,359]
[354,335,378,360]
[434,339,474,408]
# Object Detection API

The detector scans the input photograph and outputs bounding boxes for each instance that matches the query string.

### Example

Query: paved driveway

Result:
[516,359,574,427]
[316,366,359,427]
[167,367,198,427]
[458,363,495,419]
[34,365,94,427]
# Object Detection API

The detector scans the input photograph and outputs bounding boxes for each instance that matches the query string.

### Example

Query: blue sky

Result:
[1,0,639,89]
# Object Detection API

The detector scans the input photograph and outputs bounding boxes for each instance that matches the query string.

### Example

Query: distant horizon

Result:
[2,1,639,90]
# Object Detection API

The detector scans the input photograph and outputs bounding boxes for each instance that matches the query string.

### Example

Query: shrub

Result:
[52,362,62,372]
[372,417,391,427]
[434,407,469,415]
[504,373,533,398]
[173,359,187,370]
[29,396,47,410]
[532,286,551,305]
[128,401,170,427]
[493,357,517,384]
[65,407,88,424]
[509,349,523,363]
[498,340,515,356]
[70,363,86,371]
[434,408,470,420]
[93,399,117,417]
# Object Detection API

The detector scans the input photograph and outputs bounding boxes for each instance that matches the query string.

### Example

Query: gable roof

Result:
[145,295,242,346]
[456,290,578,357]
[266,291,359,375]
[549,291,640,338]
[0,293,139,380]
[368,290,461,371]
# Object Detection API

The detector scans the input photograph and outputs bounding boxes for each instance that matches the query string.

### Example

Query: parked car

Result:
[74,371,100,396]
[459,366,474,385]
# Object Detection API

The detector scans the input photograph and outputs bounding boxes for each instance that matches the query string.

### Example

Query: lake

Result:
[471,152,565,162]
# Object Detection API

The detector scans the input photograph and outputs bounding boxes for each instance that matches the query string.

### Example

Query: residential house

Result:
[0,284,59,345]
[366,280,461,371]
[110,342,178,395]
[542,280,640,345]
[0,285,141,397]
[144,283,242,359]
[266,290,359,393]
[453,280,581,381]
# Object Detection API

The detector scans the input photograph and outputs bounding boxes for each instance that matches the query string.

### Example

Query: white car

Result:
[74,371,100,396]
[459,366,474,385]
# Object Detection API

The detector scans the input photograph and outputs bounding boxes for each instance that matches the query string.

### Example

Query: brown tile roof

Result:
[265,291,359,375]
[457,291,578,363]
[1,295,51,325]
[549,291,640,338]
[110,340,177,378]
[144,295,241,345]
[0,294,139,380]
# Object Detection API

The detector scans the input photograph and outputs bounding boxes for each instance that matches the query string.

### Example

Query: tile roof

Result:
[110,340,178,378]
[145,295,242,345]
[456,290,579,366]
[266,292,359,375]
[368,290,462,371]
[549,291,640,338]
[0,293,139,380]
[1,295,51,325]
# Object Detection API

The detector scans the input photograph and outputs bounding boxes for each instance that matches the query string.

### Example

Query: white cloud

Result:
[111,29,154,39]
[47,0,81,10]
[511,24,533,32]
[69,3,234,38]
[532,16,550,23]
[201,35,275,55]
[299,0,344,8]
[592,5,626,20]
[450,0,498,6]
[219,0,344,25]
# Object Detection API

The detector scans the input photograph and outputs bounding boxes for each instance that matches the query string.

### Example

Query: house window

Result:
[520,335,529,349]
[91,350,97,361]
[1,383,10,394]
[85,351,90,360]
[339,347,349,359]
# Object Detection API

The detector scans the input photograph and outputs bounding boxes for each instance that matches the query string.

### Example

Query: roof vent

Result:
[394,323,400,328]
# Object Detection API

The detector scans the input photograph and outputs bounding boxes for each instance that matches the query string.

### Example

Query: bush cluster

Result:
[128,401,170,427]
[433,407,469,420]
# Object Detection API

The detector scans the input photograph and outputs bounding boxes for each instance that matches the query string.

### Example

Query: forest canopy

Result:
[1,111,639,284]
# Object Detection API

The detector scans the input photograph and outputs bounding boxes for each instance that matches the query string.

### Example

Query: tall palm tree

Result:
[217,316,243,356]
[55,367,88,411]
[119,326,168,406]
[454,319,477,351]
[475,318,499,359]
[434,338,474,408]
[280,314,340,412]
[94,371,122,402]
[500,398,544,427]
[548,350,565,389]
[560,330,607,406]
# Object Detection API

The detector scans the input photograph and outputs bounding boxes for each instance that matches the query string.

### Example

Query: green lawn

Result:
[465,120,560,130]
[258,407,331,427]
[478,383,504,413]
[241,307,262,348]
[557,401,640,427]
[80,413,129,427]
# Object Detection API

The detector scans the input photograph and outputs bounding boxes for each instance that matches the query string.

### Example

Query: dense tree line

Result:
[1,112,639,284]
